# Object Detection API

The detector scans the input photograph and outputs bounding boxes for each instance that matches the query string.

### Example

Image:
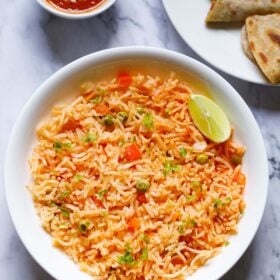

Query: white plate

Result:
[5,47,268,280]
[163,0,278,85]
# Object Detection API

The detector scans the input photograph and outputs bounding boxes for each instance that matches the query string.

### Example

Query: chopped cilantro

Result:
[90,95,102,104]
[118,251,134,265]
[143,113,154,130]
[59,207,70,218]
[225,197,232,203]
[163,161,181,176]
[178,218,197,234]
[53,141,72,152]
[214,198,225,209]
[73,174,83,183]
[140,247,148,261]
[53,142,62,152]
[179,147,187,157]
[59,190,71,199]
[97,189,108,201]
[82,132,97,143]
[117,245,137,265]
[139,233,150,243]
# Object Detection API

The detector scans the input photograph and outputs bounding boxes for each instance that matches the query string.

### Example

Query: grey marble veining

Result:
[0,0,280,279]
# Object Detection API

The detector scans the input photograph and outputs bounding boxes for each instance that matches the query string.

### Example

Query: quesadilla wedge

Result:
[206,0,280,22]
[242,13,280,84]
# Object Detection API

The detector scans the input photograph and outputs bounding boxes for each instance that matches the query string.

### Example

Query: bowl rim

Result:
[36,0,116,19]
[4,46,268,280]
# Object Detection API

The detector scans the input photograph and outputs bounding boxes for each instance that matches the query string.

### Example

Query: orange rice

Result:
[29,72,246,280]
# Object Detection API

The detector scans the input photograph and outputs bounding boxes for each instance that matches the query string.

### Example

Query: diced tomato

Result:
[127,217,140,232]
[117,72,132,89]
[137,193,147,204]
[124,144,142,162]
[92,195,104,208]
[94,103,109,115]
[171,257,184,265]
[233,172,246,185]
[61,119,81,132]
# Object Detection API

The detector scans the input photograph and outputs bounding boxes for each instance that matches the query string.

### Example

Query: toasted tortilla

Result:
[206,0,280,22]
[241,25,254,61]
[244,13,280,84]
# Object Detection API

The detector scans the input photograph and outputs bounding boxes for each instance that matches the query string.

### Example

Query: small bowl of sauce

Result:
[36,0,116,19]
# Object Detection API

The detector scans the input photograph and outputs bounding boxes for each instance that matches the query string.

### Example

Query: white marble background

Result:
[0,0,280,279]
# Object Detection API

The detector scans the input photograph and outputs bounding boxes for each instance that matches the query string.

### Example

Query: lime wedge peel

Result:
[188,94,231,143]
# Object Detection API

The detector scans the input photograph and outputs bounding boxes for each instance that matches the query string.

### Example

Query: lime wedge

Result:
[188,94,231,143]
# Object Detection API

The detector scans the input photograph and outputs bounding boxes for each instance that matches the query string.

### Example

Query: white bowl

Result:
[36,0,116,20]
[5,47,268,280]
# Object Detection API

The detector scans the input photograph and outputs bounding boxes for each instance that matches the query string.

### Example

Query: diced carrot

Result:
[127,217,140,232]
[117,72,132,89]
[233,172,246,185]
[107,244,116,252]
[116,231,126,239]
[94,103,109,115]
[137,193,147,204]
[124,144,142,162]
[92,195,104,208]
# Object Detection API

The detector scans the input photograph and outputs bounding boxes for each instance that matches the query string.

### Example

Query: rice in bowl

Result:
[29,72,246,280]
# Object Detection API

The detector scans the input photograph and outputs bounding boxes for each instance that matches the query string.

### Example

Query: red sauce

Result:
[47,0,105,13]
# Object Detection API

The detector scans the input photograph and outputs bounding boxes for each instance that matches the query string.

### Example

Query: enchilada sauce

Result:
[47,0,104,12]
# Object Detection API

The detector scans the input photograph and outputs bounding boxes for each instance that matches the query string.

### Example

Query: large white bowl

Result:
[5,47,268,280]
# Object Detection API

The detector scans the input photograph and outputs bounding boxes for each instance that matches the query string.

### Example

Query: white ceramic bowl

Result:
[36,0,116,20]
[5,47,268,280]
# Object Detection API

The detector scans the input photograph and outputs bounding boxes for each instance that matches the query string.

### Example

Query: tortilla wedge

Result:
[206,0,280,22]
[242,13,280,84]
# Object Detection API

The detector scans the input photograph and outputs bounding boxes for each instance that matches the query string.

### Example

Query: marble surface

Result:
[0,0,279,279]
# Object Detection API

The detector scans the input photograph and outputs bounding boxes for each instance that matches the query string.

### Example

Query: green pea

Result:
[117,112,128,123]
[137,107,145,115]
[191,180,202,191]
[79,221,90,233]
[196,154,208,165]
[231,155,242,166]
[103,115,114,126]
[136,179,150,192]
